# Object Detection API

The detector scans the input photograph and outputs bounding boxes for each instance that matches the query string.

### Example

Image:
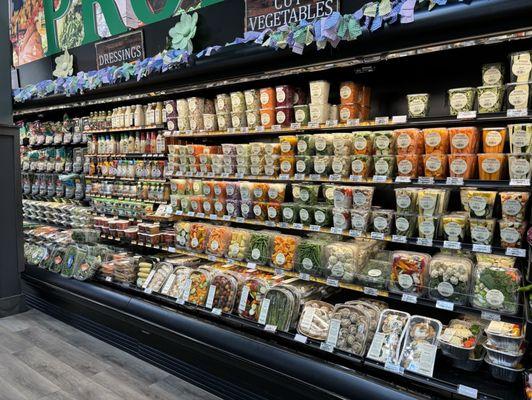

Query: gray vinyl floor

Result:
[0,309,222,400]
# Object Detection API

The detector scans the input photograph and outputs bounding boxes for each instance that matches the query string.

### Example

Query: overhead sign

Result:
[245,0,339,31]
[95,31,145,69]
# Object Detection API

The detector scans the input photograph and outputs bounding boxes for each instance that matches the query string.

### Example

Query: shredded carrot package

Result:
[448,154,477,179]
[395,129,424,155]
[449,127,479,154]
[423,128,449,154]
[396,154,422,178]
[482,127,506,153]
[206,226,233,256]
[271,234,300,271]
[423,154,448,178]
[478,153,506,180]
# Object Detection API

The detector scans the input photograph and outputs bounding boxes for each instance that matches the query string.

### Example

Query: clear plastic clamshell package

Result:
[328,304,371,356]
[427,255,472,305]
[295,239,326,277]
[187,267,212,306]
[438,319,482,360]
[246,231,275,265]
[471,264,521,315]
[209,270,240,313]
[297,300,333,341]
[367,309,410,365]
[238,276,270,321]
[389,251,431,296]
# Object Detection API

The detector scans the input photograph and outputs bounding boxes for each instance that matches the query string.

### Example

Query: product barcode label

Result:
[271,125,282,131]
[363,287,378,296]
[330,227,343,234]
[443,241,461,250]
[211,308,222,316]
[326,278,339,287]
[294,173,305,180]
[505,247,526,257]
[168,246,176,253]
[222,215,231,221]
[294,334,308,344]
[142,270,156,289]
[436,300,454,311]
[144,288,153,294]
[325,319,341,347]
[265,221,275,227]
[274,268,285,276]
[105,276,113,282]
[161,274,176,295]
[416,238,433,247]
[472,244,491,254]
[371,232,385,240]
[255,126,265,132]
[236,217,245,223]
[308,122,320,129]
[384,362,404,375]
[241,127,249,133]
[510,178,530,186]
[207,255,217,262]
[326,119,338,127]
[457,111,477,119]
[293,223,304,229]
[506,109,528,117]
[238,285,250,311]
[246,262,257,269]
[481,311,501,321]
[227,127,236,133]
[417,177,434,185]
[392,235,407,243]
[175,210,183,215]
[205,285,216,309]
[187,211,195,217]
[290,123,301,129]
[402,294,418,304]
[349,230,362,237]
[279,174,290,180]
[264,324,277,333]
[299,273,310,281]
[350,175,363,182]
[309,174,321,180]
[329,174,341,181]
[446,177,464,186]
[181,279,192,302]
[372,175,387,183]
[392,115,407,124]
[258,298,271,325]
[395,176,411,183]
[457,385,478,399]
[320,342,334,352]
[176,298,185,305]
[310,225,321,232]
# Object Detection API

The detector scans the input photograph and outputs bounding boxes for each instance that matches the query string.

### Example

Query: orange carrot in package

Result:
[423,128,449,154]
[478,153,506,180]
[449,127,479,154]
[395,129,424,155]
[482,127,506,153]
[396,154,422,178]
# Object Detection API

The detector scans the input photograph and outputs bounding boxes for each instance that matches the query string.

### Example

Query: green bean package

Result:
[295,239,326,276]
[263,286,300,332]
[299,205,314,225]
[246,231,275,265]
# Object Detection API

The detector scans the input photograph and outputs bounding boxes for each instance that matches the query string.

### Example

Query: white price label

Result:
[236,217,245,223]
[326,277,339,287]
[265,221,275,227]
[211,308,222,316]
[205,285,216,309]
[290,122,301,129]
[443,241,461,250]
[472,244,491,254]
[417,177,434,185]
[299,273,310,281]
[222,215,231,221]
[294,173,305,180]
[294,334,308,344]
[506,109,528,117]
[181,279,192,302]
[255,126,265,132]
[105,276,113,282]
[436,300,454,311]
[457,111,477,119]
[241,127,249,133]
[264,324,277,333]
[330,227,343,234]
[457,385,478,399]
[293,223,304,229]
[392,235,407,243]
[176,298,185,305]
[371,232,385,240]
[402,294,418,304]
[375,116,390,125]
[363,287,378,296]
[279,174,290,180]
[175,210,183,215]
[207,255,217,262]
[349,230,362,237]
[446,177,464,185]
[227,127,236,133]
[142,270,156,289]
[209,214,218,220]
[384,362,404,375]
[246,262,257,269]
[326,119,338,127]
[168,246,176,253]
[308,122,320,129]
[161,274,176,295]
[310,225,321,232]
[325,319,341,347]
[187,211,195,217]
[144,288,153,294]
[392,115,407,124]
[505,247,526,257]
[320,342,334,352]
[347,119,360,126]
[309,174,321,180]
[510,178,530,186]
[236,173,244,179]
[329,174,341,181]
[372,175,388,183]
[481,311,501,321]
[349,175,363,182]
[416,238,433,247]
[238,285,250,311]
[258,298,271,325]
[271,125,282,131]
[274,268,285,276]
[395,176,411,183]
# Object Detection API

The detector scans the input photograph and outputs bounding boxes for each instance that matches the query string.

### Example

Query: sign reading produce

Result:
[95,31,145,69]
[245,0,339,31]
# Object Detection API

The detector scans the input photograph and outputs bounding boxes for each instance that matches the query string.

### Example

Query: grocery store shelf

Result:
[90,196,168,205]
[170,171,532,190]
[86,176,168,183]
[24,142,87,150]
[97,234,524,324]
[85,153,167,159]
[82,125,165,134]
[22,195,89,206]
[164,112,532,139]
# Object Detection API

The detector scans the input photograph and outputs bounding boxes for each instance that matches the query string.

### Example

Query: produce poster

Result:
[10,0,203,68]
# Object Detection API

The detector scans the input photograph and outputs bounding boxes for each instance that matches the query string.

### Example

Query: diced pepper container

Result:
[206,226,232,257]
[423,153,448,179]
[215,94,232,114]
[397,154,422,178]
[230,91,246,113]
[239,181,254,201]
[477,85,505,113]
[441,213,468,242]
[187,268,212,306]
[324,242,359,282]
[244,89,260,111]
[351,155,373,177]
[427,255,472,305]
[357,257,391,290]
[508,123,532,153]
[294,105,310,126]
[462,189,497,218]
[482,63,505,86]
[227,229,252,260]
[332,133,353,156]
[260,108,275,128]
[231,112,247,129]
[448,87,476,115]
[483,342,525,368]
[309,104,329,124]
[395,128,424,155]
[275,85,294,107]
[485,321,525,353]
[477,153,506,180]
[267,183,286,203]
[373,155,396,178]
[279,136,297,156]
[259,87,276,109]
[187,223,211,252]
[264,143,280,156]
[484,356,524,383]
[246,231,275,265]
[406,93,430,118]
[309,80,330,104]
[281,202,299,224]
[448,154,477,179]
[339,104,360,123]
[176,99,189,117]
[275,107,293,127]
[245,110,260,129]
[216,113,232,131]
[423,128,449,154]
[270,234,300,270]
[508,154,532,180]
[252,182,269,202]
[471,264,521,315]
[449,127,479,154]
[499,220,526,248]
[506,82,531,111]
[293,87,307,106]
[389,251,431,295]
[313,134,333,156]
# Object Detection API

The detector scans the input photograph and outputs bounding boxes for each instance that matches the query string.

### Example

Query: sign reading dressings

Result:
[245,0,340,31]
[95,31,145,69]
